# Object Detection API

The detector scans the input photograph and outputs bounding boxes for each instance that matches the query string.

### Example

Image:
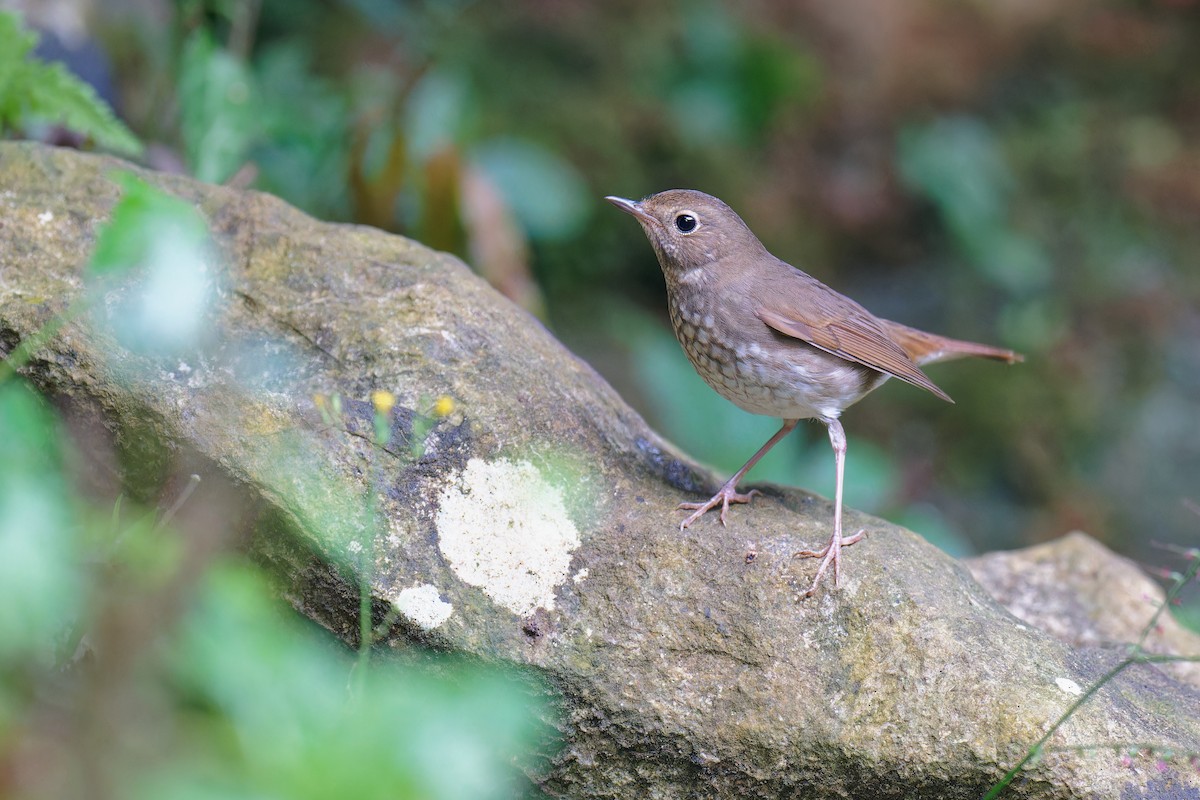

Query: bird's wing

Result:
[755,305,953,403]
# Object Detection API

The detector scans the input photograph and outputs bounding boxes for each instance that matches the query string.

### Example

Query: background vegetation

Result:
[18,0,1192,564]
[2,0,1198,793]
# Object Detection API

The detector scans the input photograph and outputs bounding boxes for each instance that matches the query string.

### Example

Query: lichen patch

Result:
[392,583,454,630]
[435,457,581,616]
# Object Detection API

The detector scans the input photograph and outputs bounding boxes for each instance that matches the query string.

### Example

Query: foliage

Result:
[90,173,219,355]
[897,117,1053,298]
[177,28,260,184]
[0,382,81,676]
[160,565,547,800]
[0,11,140,154]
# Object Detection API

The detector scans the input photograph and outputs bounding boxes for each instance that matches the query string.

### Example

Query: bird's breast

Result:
[667,287,885,420]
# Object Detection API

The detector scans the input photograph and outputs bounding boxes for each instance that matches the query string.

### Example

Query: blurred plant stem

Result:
[228,0,262,60]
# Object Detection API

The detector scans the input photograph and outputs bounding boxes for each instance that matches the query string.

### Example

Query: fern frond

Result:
[0,12,142,156]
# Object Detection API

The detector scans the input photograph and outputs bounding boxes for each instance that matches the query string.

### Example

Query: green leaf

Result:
[0,12,38,114]
[178,30,260,183]
[249,43,352,217]
[898,116,1011,234]
[89,173,209,277]
[161,563,552,800]
[0,380,83,668]
[87,173,218,355]
[472,137,590,241]
[0,11,142,155]
[897,116,1050,293]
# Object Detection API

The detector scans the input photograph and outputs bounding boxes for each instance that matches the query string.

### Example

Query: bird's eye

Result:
[674,213,698,234]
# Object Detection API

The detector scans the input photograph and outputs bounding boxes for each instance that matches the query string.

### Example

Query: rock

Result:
[2,141,1198,799]
[968,530,1200,690]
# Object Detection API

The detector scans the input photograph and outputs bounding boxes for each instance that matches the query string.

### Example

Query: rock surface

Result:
[968,531,1200,690]
[2,142,1199,799]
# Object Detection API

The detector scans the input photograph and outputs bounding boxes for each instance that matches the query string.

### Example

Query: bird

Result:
[606,189,1021,598]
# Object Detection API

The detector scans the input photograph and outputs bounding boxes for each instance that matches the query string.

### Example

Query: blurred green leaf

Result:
[0,381,82,668]
[90,173,207,274]
[670,1,819,146]
[1120,115,1181,171]
[0,11,141,155]
[898,116,1051,294]
[734,36,822,134]
[669,79,740,146]
[405,68,473,163]
[472,137,589,241]
[179,30,259,184]
[997,295,1068,355]
[252,43,353,218]
[680,0,740,64]
[899,117,1010,229]
[1175,600,1200,636]
[162,562,550,800]
[89,173,217,354]
[794,433,897,515]
[95,506,186,590]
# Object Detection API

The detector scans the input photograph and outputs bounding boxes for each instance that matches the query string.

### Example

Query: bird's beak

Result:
[605,195,659,227]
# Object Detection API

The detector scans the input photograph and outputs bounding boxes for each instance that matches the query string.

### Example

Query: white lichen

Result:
[436,457,580,616]
[392,583,454,630]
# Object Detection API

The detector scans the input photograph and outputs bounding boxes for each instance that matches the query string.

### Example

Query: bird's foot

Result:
[678,486,762,530]
[794,529,864,597]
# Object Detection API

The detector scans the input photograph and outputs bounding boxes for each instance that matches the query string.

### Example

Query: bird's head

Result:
[605,189,766,275]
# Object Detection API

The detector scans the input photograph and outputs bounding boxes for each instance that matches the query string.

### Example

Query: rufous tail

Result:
[880,319,1023,367]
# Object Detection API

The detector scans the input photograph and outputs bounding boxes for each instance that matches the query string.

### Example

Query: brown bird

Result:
[607,189,1021,598]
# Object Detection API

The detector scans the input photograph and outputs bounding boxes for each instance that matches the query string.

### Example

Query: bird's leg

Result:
[678,419,799,530]
[794,418,863,596]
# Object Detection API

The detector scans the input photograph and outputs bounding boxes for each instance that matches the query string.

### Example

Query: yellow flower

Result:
[432,395,456,417]
[371,390,397,415]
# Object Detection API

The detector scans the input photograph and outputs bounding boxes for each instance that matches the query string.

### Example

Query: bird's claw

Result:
[794,529,864,596]
[678,487,762,529]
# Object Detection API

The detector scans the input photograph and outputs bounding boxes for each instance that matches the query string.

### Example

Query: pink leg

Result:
[679,420,799,530]
[794,418,863,596]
